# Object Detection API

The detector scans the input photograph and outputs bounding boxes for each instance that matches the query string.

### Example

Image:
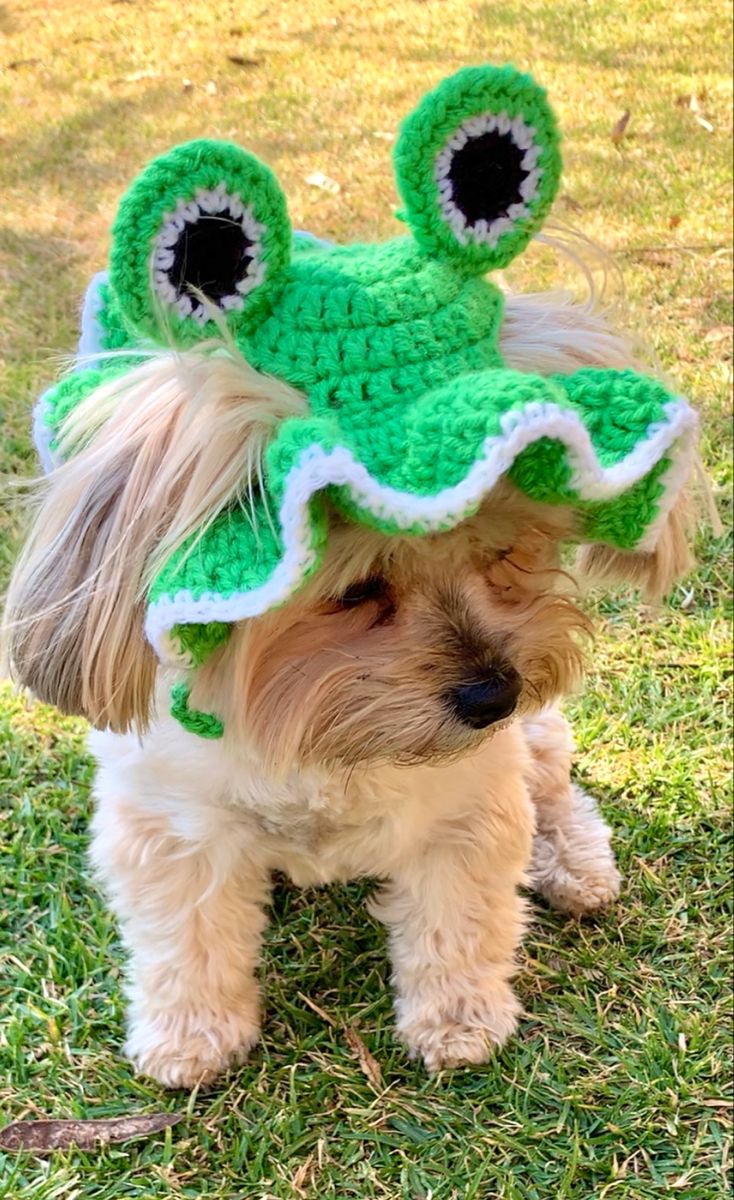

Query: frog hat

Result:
[35,64,697,688]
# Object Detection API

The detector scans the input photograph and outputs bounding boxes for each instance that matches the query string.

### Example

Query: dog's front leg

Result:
[90,780,269,1088]
[373,764,534,1072]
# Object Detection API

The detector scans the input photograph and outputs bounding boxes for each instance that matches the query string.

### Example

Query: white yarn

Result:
[145,397,698,660]
[434,111,542,247]
[151,184,267,324]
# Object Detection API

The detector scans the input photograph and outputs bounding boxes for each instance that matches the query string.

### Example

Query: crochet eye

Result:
[394,64,561,273]
[152,189,266,323]
[434,114,541,247]
[109,139,291,341]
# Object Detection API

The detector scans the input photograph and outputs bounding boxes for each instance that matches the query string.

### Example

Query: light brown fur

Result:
[3,292,693,1085]
[190,493,590,772]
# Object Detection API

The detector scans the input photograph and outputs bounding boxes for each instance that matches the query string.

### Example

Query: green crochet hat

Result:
[35,64,697,713]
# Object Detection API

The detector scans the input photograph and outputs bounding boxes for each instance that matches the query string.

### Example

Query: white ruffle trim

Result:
[145,396,698,661]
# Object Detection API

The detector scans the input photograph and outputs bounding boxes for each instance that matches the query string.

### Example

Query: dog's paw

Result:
[125,1007,260,1089]
[531,828,621,916]
[531,786,622,917]
[541,859,621,916]
[396,979,521,1072]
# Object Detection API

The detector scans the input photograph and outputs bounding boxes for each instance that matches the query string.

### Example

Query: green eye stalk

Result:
[34,64,698,737]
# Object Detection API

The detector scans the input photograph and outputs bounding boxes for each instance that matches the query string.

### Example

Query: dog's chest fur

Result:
[89,714,531,889]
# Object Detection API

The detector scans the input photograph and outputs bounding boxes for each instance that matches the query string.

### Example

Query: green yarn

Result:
[40,363,131,459]
[578,457,671,551]
[169,683,224,740]
[172,621,231,666]
[394,64,562,272]
[32,62,698,737]
[109,138,292,345]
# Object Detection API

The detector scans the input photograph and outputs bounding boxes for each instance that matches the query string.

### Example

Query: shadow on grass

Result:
[0,86,176,196]
[0,3,18,35]
[0,226,85,361]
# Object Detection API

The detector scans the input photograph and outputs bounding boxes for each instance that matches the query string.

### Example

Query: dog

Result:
[3,64,696,1087]
[4,292,693,1087]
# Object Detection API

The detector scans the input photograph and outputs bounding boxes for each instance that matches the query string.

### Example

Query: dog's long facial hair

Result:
[189,504,590,772]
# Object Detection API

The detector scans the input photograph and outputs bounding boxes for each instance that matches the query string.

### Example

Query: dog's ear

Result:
[4,348,304,731]
[575,490,694,602]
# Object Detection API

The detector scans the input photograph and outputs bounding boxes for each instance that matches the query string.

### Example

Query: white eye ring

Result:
[150,183,267,324]
[433,111,544,248]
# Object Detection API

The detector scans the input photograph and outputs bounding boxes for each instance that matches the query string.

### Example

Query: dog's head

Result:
[4,294,695,773]
[186,491,590,769]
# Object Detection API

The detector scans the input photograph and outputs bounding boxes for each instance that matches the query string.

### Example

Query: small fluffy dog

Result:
[5,302,692,1088]
[4,65,696,1088]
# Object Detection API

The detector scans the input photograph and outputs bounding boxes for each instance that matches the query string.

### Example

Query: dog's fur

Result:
[4,290,692,1087]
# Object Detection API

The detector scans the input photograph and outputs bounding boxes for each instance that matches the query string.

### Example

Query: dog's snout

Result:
[449,668,522,729]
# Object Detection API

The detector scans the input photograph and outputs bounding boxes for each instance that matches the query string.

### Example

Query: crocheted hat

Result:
[35,64,697,704]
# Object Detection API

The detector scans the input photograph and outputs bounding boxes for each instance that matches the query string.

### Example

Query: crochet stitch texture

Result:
[34,64,698,730]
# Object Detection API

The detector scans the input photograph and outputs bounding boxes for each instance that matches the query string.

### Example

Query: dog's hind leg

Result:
[523,708,622,916]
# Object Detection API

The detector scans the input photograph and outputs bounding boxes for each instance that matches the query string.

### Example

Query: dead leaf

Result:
[291,1151,318,1195]
[305,171,340,195]
[227,55,261,68]
[668,214,682,229]
[6,58,41,70]
[560,193,584,214]
[123,69,159,82]
[611,110,631,145]
[694,113,714,133]
[0,1112,182,1154]
[704,324,733,343]
[344,1026,383,1090]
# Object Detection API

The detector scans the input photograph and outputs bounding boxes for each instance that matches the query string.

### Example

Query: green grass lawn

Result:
[0,1,731,1196]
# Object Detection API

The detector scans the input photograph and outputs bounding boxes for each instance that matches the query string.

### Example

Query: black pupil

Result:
[449,130,527,226]
[339,576,388,606]
[170,212,253,304]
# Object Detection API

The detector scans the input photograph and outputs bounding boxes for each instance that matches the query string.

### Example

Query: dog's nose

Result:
[450,668,522,729]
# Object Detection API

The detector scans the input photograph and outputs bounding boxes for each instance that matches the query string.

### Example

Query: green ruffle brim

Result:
[35,360,696,668]
[136,365,695,663]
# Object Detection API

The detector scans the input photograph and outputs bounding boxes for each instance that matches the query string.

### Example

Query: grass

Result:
[0,0,731,1196]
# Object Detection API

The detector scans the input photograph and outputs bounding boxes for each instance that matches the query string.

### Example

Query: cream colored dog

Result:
[5,292,692,1088]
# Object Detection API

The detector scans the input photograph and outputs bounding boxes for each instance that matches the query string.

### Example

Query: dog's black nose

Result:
[450,668,522,729]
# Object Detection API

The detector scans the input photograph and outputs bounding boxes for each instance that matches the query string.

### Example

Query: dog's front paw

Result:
[125,1007,260,1089]
[396,978,521,1072]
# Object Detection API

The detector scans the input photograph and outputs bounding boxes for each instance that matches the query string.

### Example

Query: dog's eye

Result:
[336,576,391,607]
